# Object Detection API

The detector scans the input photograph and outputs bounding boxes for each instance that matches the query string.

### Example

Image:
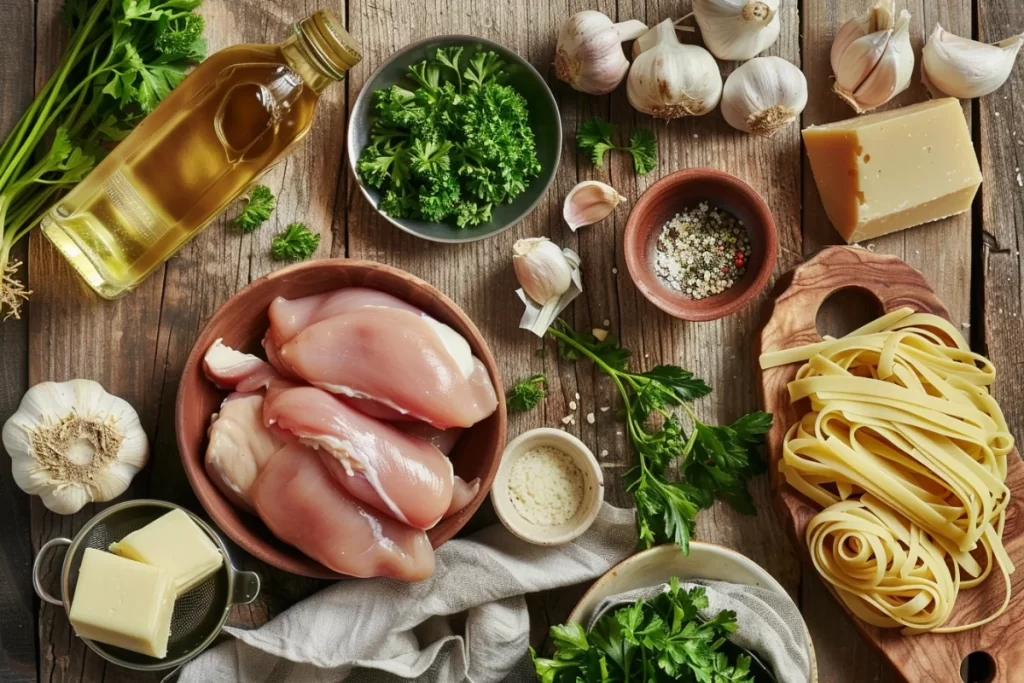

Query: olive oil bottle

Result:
[41,10,360,299]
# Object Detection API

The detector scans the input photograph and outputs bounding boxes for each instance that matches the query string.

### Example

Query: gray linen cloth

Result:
[179,503,637,683]
[588,581,812,683]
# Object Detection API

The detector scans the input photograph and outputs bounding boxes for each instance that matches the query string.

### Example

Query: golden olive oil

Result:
[41,11,360,298]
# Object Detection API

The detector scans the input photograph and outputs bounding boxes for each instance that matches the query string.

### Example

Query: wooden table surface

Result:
[1,0,1022,681]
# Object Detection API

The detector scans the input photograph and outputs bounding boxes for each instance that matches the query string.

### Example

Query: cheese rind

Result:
[68,548,175,659]
[110,508,223,595]
[802,98,982,243]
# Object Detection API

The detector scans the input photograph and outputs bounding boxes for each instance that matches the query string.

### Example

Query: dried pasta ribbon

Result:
[762,307,1015,635]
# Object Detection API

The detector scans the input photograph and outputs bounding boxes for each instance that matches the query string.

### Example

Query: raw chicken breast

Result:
[267,288,420,346]
[205,393,288,511]
[203,339,278,392]
[252,444,435,581]
[279,307,498,429]
[261,334,298,380]
[264,382,454,529]
[446,477,481,518]
[393,422,463,455]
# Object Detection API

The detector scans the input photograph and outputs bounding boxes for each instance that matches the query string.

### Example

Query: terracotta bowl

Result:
[624,169,777,322]
[175,260,507,579]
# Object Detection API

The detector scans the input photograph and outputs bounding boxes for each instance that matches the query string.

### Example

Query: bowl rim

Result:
[624,168,778,322]
[346,33,562,244]
[174,258,507,579]
[491,427,605,546]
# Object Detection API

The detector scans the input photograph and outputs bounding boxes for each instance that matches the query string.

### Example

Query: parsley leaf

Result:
[576,117,658,175]
[271,223,320,261]
[534,580,755,683]
[507,374,547,412]
[547,321,771,554]
[357,47,541,228]
[232,185,276,233]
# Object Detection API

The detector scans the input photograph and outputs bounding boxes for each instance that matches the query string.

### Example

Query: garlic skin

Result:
[2,380,148,515]
[721,56,808,136]
[555,11,648,95]
[513,238,573,305]
[831,0,913,113]
[692,0,781,61]
[628,19,723,119]
[923,24,1024,99]
[564,181,625,231]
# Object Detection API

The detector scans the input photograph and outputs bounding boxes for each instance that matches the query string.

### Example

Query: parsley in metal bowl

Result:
[348,36,562,243]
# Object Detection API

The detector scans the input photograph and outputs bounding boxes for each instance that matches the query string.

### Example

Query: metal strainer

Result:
[32,499,260,672]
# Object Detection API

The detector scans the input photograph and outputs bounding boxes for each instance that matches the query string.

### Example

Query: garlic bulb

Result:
[831,0,913,113]
[922,24,1024,99]
[721,56,807,136]
[564,181,625,231]
[513,238,573,305]
[2,380,148,514]
[692,0,781,61]
[627,19,723,119]
[555,11,648,95]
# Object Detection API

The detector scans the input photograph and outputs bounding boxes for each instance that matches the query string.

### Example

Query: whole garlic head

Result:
[2,380,148,514]
[628,19,723,119]
[513,238,573,305]
[692,0,781,61]
[722,56,808,136]
[555,11,648,95]
[923,24,1024,99]
[831,0,913,113]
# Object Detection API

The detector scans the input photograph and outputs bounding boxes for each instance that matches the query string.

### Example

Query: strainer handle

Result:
[33,537,72,606]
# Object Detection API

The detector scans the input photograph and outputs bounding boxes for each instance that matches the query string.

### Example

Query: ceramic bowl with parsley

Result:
[348,36,561,243]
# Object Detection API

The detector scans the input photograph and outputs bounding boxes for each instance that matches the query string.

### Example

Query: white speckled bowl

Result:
[491,428,604,546]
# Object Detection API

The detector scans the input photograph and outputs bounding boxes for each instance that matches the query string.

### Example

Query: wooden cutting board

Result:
[755,246,1024,683]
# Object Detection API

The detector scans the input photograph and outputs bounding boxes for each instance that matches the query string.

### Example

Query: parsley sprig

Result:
[533,578,754,683]
[577,117,658,175]
[358,46,542,228]
[507,374,547,412]
[271,223,319,261]
[547,321,771,553]
[232,185,276,233]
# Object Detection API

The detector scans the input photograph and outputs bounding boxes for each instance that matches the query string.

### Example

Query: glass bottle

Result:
[40,10,360,299]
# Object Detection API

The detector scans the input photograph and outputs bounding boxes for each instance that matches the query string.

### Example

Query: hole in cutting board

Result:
[814,287,884,340]
[961,651,996,683]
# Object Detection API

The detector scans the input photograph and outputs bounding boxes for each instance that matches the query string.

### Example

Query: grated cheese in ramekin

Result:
[507,445,584,526]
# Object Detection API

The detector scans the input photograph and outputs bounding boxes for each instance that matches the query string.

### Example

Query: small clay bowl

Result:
[624,169,777,322]
[176,260,507,579]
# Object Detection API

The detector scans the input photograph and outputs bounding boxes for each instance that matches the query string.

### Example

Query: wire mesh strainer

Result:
[32,499,260,672]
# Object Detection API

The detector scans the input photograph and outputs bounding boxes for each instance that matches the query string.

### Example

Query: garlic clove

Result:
[721,56,808,136]
[563,181,625,231]
[627,19,723,119]
[834,30,892,94]
[513,237,573,305]
[831,2,914,113]
[692,0,781,61]
[923,24,1024,99]
[846,16,913,112]
[556,11,648,95]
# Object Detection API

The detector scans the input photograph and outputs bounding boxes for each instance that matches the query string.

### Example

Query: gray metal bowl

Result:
[347,35,562,243]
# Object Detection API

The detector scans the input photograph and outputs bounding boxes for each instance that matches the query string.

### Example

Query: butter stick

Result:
[110,508,223,595]
[69,548,175,659]
[803,98,982,243]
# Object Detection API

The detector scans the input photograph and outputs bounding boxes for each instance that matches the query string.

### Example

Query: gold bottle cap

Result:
[297,9,362,79]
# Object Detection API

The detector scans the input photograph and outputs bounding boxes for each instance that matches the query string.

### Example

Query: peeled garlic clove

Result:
[923,24,1024,99]
[556,11,648,95]
[513,238,573,305]
[692,0,781,61]
[2,379,149,515]
[721,56,808,136]
[563,181,625,231]
[831,1,913,113]
[627,19,723,119]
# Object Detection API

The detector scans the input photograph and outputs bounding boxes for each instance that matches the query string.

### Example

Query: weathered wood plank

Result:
[799,1,971,679]
[0,1,39,680]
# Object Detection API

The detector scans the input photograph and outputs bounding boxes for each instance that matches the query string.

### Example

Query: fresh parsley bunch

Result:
[533,578,754,683]
[0,0,207,319]
[357,47,542,228]
[548,321,771,553]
